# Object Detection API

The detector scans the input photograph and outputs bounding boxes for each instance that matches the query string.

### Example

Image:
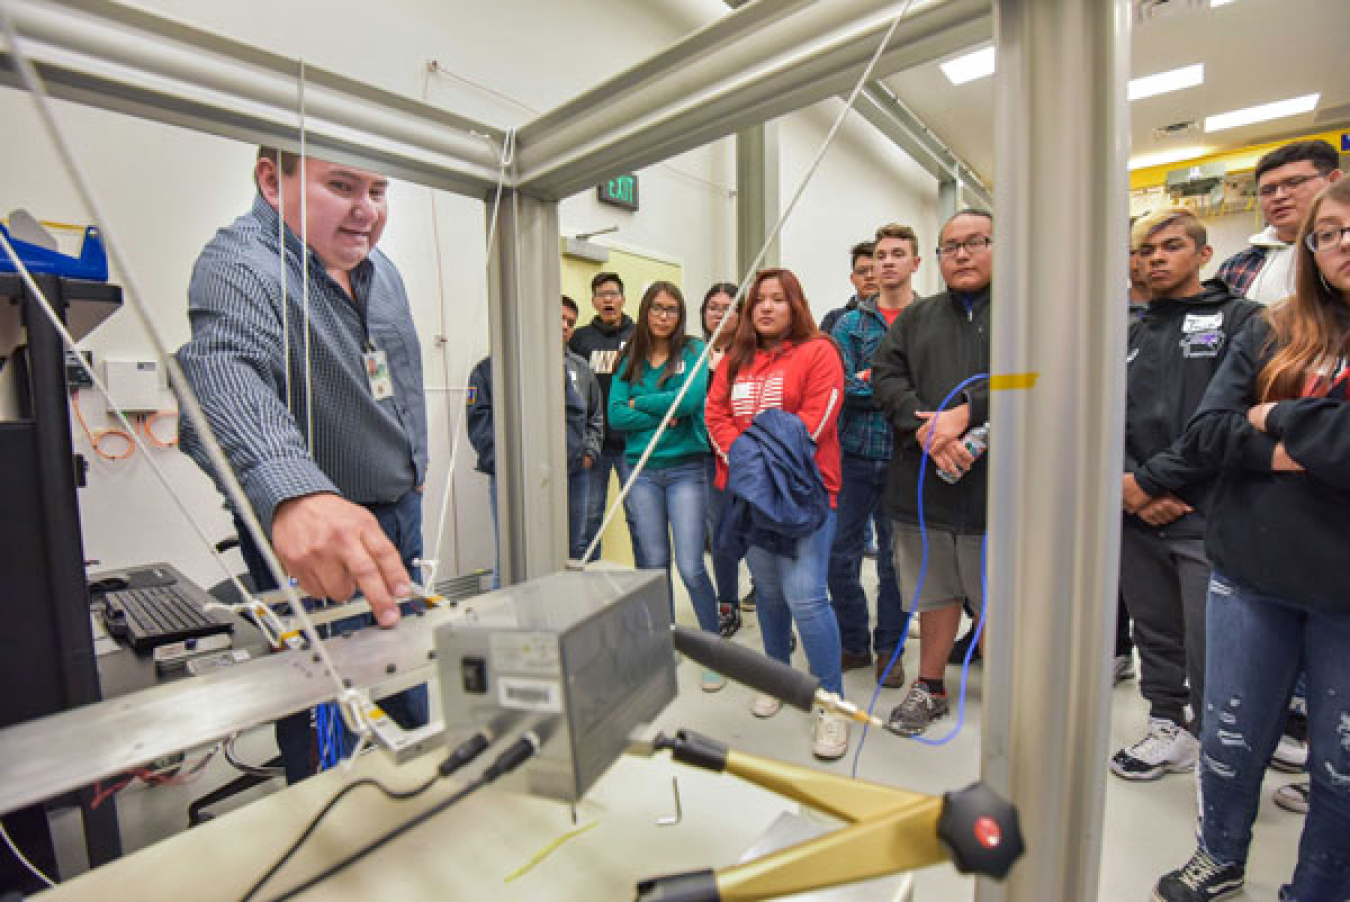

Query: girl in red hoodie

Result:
[705,269,850,760]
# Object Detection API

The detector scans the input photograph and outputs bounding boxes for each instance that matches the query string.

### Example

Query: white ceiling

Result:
[879,0,1350,185]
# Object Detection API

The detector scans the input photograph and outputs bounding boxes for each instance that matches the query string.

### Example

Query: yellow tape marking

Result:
[504,821,600,882]
[989,372,1039,391]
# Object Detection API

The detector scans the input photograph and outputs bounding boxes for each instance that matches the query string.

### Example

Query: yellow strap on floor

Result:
[503,821,599,882]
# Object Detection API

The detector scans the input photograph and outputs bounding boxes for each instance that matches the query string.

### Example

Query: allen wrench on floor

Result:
[656,776,682,826]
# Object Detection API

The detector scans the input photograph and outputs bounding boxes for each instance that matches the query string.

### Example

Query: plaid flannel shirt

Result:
[831,297,906,461]
[1215,245,1268,299]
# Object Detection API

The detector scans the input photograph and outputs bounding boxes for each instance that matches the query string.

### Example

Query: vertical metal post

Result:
[735,122,781,275]
[938,177,960,223]
[485,190,568,583]
[979,1,1130,900]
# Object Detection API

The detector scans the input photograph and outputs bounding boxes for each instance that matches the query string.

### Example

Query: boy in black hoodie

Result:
[1112,207,1261,782]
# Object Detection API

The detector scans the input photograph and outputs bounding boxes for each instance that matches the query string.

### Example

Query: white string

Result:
[577,6,912,566]
[423,128,516,587]
[0,819,55,889]
[278,153,291,411]
[299,59,314,456]
[0,5,351,707]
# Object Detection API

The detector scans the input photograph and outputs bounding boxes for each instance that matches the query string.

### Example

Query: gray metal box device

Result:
[436,569,674,802]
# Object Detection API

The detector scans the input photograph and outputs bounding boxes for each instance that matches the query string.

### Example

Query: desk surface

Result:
[42,746,816,901]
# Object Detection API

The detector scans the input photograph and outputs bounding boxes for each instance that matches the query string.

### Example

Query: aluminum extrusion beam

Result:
[854,82,993,209]
[486,191,568,583]
[513,0,991,200]
[0,0,506,197]
[979,1,1131,901]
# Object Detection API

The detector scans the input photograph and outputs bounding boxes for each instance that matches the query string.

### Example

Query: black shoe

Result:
[718,604,741,638]
[740,586,756,612]
[789,631,797,653]
[948,626,982,665]
[841,649,873,671]
[1152,848,1244,901]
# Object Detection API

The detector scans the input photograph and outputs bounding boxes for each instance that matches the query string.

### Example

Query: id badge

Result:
[363,349,394,400]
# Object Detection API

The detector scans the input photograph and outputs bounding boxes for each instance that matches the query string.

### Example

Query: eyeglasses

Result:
[594,289,623,300]
[1305,225,1350,254]
[1257,173,1322,199]
[936,235,993,257]
[650,304,682,319]
[705,303,732,315]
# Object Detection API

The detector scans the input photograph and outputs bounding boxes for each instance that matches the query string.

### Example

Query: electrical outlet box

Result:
[104,359,160,412]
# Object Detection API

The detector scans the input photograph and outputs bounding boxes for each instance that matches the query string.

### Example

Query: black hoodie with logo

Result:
[1128,278,1261,538]
[569,314,635,451]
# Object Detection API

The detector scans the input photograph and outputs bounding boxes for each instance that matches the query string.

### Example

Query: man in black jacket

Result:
[568,272,639,558]
[872,209,993,736]
[1112,207,1261,781]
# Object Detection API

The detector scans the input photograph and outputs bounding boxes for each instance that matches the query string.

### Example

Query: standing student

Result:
[1151,179,1350,902]
[1113,207,1260,783]
[828,223,919,688]
[872,209,994,738]
[700,281,749,636]
[705,269,849,760]
[608,282,723,692]
[569,272,639,558]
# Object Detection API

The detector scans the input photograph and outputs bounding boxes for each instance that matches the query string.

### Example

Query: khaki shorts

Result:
[892,522,985,614]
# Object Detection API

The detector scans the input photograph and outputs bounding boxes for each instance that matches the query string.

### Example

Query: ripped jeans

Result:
[1200,572,1350,901]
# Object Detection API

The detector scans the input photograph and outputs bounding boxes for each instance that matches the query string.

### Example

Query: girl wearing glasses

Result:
[705,269,850,760]
[1152,180,1350,902]
[609,282,724,691]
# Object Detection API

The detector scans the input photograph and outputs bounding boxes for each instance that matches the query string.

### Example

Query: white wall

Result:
[1,0,939,589]
[778,100,942,322]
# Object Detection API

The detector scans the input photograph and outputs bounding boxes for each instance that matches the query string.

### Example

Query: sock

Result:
[919,677,946,696]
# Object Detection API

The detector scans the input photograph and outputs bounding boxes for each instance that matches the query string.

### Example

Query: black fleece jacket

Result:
[1127,279,1261,538]
[1176,314,1350,612]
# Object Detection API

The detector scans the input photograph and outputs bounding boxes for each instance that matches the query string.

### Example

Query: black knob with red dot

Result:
[936,781,1024,879]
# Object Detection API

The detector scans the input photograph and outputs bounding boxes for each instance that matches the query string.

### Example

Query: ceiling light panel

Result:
[939,46,995,85]
[1128,64,1204,101]
[1128,146,1210,171]
[1205,93,1320,132]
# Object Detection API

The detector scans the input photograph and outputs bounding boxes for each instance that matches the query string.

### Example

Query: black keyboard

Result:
[103,584,232,652]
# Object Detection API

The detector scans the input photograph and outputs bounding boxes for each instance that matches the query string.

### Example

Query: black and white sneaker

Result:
[717,604,741,638]
[1272,780,1309,814]
[1152,848,1244,901]
[1111,717,1199,781]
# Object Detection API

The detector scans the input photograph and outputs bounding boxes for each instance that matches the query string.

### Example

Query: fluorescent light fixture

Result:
[1211,0,1237,6]
[1128,146,1209,171]
[940,46,995,85]
[1205,93,1320,132]
[1128,64,1204,102]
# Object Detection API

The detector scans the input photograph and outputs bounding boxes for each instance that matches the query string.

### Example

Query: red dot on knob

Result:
[974,816,1002,849]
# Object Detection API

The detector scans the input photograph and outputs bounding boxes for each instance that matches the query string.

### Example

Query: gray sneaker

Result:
[887,682,949,736]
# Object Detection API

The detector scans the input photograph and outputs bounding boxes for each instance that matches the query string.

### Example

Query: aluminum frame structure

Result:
[1,0,1131,898]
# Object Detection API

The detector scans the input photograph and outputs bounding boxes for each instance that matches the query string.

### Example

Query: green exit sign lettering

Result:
[598,174,639,211]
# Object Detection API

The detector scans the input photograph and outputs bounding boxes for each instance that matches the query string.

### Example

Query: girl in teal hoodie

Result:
[609,282,723,691]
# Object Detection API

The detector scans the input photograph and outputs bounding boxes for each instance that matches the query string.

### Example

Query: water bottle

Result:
[936,423,990,484]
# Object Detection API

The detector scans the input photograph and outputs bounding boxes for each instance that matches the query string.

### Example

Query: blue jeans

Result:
[745,510,842,695]
[705,455,743,604]
[1199,572,1350,900]
[828,453,907,655]
[581,446,641,560]
[568,466,590,559]
[235,489,430,784]
[628,457,719,634]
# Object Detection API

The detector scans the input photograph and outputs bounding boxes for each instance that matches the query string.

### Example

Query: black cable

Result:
[239,775,437,902]
[260,734,541,902]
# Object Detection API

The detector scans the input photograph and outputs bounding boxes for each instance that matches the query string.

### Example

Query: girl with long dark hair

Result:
[608,281,724,691]
[1151,179,1350,901]
[705,269,850,760]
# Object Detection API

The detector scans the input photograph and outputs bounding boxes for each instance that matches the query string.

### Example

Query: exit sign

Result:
[598,174,639,211]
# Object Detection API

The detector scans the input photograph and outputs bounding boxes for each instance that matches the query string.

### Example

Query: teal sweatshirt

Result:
[607,339,711,467]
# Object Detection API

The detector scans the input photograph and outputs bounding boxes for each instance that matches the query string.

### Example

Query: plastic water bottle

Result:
[936,423,990,483]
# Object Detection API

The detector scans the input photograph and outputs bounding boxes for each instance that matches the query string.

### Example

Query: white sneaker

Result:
[700,669,726,693]
[750,693,782,718]
[1271,734,1308,773]
[811,708,850,760]
[1110,717,1199,781]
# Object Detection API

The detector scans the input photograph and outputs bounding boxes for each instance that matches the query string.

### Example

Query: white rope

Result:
[299,59,314,456]
[0,4,351,707]
[422,127,516,588]
[577,5,912,566]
